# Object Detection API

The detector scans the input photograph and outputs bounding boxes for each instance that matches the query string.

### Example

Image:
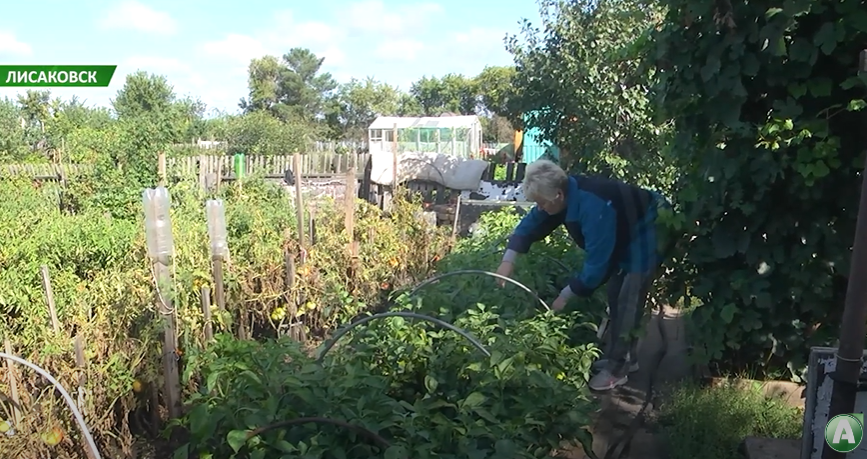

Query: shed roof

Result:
[368,115,481,130]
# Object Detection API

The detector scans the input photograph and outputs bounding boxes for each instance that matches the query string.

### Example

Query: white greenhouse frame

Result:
[367,115,483,159]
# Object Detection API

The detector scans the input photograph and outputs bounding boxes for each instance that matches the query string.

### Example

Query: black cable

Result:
[601,301,669,459]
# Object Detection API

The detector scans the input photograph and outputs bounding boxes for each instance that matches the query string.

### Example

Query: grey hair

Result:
[522,159,568,202]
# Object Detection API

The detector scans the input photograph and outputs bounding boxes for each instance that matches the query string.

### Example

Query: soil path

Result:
[558,305,691,459]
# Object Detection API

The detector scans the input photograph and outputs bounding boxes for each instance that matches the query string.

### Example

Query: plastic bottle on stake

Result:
[142,187,174,261]
[206,199,229,259]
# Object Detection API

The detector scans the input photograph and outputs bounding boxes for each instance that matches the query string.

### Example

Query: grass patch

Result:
[657,380,803,459]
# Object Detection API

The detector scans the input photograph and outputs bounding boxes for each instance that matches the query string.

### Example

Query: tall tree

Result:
[410,74,478,115]
[241,48,338,123]
[507,0,665,182]
[0,98,27,161]
[17,90,51,130]
[328,77,402,140]
[112,71,176,119]
[475,66,517,117]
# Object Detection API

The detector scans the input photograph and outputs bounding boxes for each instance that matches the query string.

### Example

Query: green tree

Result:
[0,98,27,161]
[224,111,310,156]
[650,0,867,378]
[409,74,478,115]
[328,77,402,140]
[475,66,519,143]
[475,66,516,117]
[507,0,670,188]
[241,48,338,124]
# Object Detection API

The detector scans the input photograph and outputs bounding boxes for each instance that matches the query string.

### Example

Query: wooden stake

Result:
[152,258,181,419]
[392,123,399,190]
[293,153,305,248]
[3,339,21,426]
[212,257,226,311]
[200,286,213,343]
[345,167,357,257]
[74,335,87,417]
[451,195,462,242]
[157,151,167,186]
[40,265,60,334]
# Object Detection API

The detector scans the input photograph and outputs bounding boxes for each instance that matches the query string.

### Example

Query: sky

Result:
[0,0,542,115]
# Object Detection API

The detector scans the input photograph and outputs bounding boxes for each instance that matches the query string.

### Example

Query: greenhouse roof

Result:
[368,115,481,130]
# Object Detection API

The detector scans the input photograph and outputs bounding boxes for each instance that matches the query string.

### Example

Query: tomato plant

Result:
[175,209,603,458]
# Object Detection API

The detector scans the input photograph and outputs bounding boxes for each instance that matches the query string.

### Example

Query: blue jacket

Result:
[507,175,667,297]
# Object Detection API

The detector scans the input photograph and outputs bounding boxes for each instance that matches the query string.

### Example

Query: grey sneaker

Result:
[591,354,639,374]
[589,369,628,391]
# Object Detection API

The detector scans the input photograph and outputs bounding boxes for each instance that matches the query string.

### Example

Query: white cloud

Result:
[375,40,425,62]
[340,1,443,37]
[99,1,178,36]
[443,27,511,65]
[200,2,445,72]
[201,34,270,66]
[200,10,348,70]
[0,32,32,57]
[319,46,347,66]
[123,56,190,73]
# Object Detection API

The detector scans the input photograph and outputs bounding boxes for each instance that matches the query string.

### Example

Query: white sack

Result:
[369,151,489,191]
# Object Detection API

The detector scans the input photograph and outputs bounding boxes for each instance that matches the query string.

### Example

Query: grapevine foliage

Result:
[651,0,867,377]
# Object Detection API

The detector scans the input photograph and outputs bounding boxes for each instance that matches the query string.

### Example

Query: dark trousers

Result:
[603,269,655,376]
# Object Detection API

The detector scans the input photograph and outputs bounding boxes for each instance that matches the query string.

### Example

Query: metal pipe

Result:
[0,353,101,459]
[408,269,551,311]
[316,311,490,362]
[822,48,867,459]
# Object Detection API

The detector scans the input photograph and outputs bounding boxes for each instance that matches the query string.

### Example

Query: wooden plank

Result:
[460,199,535,207]
[516,163,527,181]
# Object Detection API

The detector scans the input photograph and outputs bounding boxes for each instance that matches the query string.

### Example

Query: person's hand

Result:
[495,261,514,287]
[552,295,568,311]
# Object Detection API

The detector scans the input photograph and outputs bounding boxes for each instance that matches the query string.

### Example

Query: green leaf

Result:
[227,430,248,453]
[701,57,721,82]
[461,392,487,410]
[495,439,518,457]
[808,78,833,97]
[172,444,189,459]
[765,7,784,18]
[847,99,867,112]
[720,304,738,324]
[813,22,837,55]
[384,445,408,459]
[771,37,787,57]
[840,77,864,90]
[424,375,438,394]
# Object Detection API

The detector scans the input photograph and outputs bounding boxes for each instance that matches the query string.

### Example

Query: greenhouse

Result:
[367,115,483,158]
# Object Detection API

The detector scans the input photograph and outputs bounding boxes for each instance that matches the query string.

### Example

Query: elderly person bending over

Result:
[496,159,670,391]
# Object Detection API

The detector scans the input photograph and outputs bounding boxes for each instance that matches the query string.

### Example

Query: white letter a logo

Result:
[834,419,856,444]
